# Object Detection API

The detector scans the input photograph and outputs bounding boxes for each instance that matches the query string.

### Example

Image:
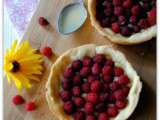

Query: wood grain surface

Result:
[4,0,156,120]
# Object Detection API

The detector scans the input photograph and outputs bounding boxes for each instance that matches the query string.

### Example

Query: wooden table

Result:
[4,0,156,119]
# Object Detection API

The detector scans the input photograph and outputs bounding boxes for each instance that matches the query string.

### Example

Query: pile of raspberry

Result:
[96,0,156,36]
[60,54,130,120]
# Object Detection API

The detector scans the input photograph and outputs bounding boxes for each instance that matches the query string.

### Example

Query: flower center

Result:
[11,61,20,72]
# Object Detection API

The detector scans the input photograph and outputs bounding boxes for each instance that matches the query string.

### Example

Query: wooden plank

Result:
[4,0,156,119]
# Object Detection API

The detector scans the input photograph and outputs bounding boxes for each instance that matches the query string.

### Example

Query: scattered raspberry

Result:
[117,75,130,85]
[25,102,36,111]
[86,92,99,104]
[92,63,102,75]
[80,67,91,77]
[148,8,156,26]
[114,67,124,76]
[61,91,71,102]
[62,78,72,90]
[131,5,141,15]
[123,0,132,8]
[95,103,105,112]
[74,97,85,108]
[114,90,126,101]
[38,17,49,26]
[83,56,93,66]
[73,75,82,86]
[72,86,81,97]
[113,0,122,6]
[106,60,114,66]
[93,54,106,64]
[114,7,123,16]
[85,102,94,114]
[98,112,109,120]
[116,100,127,109]
[86,115,96,120]
[91,80,102,92]
[63,67,74,78]
[138,19,149,29]
[111,23,120,33]
[102,66,113,76]
[109,82,120,91]
[107,106,118,117]
[12,95,25,105]
[82,82,91,93]
[122,87,130,96]
[73,110,86,120]
[64,101,74,114]
[100,93,109,102]
[72,60,83,71]
[41,46,52,57]
[87,75,99,83]
[103,75,112,83]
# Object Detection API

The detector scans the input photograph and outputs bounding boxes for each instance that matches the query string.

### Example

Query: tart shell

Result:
[46,44,142,120]
[88,0,156,45]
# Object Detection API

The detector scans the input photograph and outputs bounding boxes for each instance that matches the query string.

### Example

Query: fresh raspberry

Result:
[73,110,86,120]
[103,75,112,83]
[102,66,113,76]
[38,17,49,26]
[80,67,91,77]
[61,91,71,102]
[118,16,127,25]
[123,0,132,8]
[104,8,113,17]
[63,67,74,78]
[98,113,109,120]
[111,23,120,33]
[86,92,99,104]
[82,82,91,93]
[114,7,123,16]
[131,5,141,15]
[133,25,140,33]
[41,46,52,57]
[64,101,74,114]
[91,80,102,93]
[25,102,36,111]
[73,75,82,86]
[95,103,105,112]
[138,19,149,29]
[116,100,127,109]
[114,67,124,76]
[92,63,102,75]
[121,27,131,36]
[86,115,96,120]
[100,93,109,102]
[122,87,130,96]
[109,82,120,91]
[130,16,137,24]
[12,95,25,105]
[83,56,93,66]
[72,86,81,97]
[148,8,156,26]
[106,60,114,66]
[72,60,83,71]
[87,75,99,83]
[93,54,106,64]
[117,75,129,85]
[103,84,110,92]
[114,90,126,101]
[113,0,122,6]
[74,97,85,108]
[107,106,118,117]
[109,94,116,102]
[62,78,72,90]
[85,102,94,114]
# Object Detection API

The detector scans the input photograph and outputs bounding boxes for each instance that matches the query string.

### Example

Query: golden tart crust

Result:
[46,44,142,120]
[88,0,156,45]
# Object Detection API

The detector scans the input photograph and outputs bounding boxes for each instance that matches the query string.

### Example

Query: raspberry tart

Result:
[46,44,142,120]
[88,0,156,45]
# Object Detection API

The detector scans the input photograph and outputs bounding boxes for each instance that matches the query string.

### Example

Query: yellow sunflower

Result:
[4,40,43,91]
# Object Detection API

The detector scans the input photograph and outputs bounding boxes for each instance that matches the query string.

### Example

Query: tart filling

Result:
[46,44,142,120]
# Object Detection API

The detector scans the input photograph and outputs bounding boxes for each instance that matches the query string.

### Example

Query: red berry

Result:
[114,67,124,76]
[130,16,137,24]
[73,110,86,120]
[148,8,156,26]
[82,82,91,93]
[85,102,94,114]
[121,27,131,36]
[62,78,72,90]
[63,67,74,78]
[111,23,120,33]
[87,75,99,83]
[118,16,127,25]
[98,113,109,120]
[113,0,122,6]
[103,84,110,92]
[116,100,127,109]
[61,91,71,102]
[107,106,118,117]
[64,101,74,114]
[109,82,120,91]
[91,80,102,92]
[74,97,85,108]
[100,93,109,102]
[72,60,83,70]
[86,92,99,104]
[123,0,132,8]
[92,63,102,75]
[102,66,113,76]
[93,54,106,64]
[138,19,149,29]
[72,86,81,97]
[103,75,112,83]
[106,60,114,66]
[117,75,130,85]
[114,90,126,101]
[131,5,141,15]
[38,17,49,26]
[122,87,130,96]
[80,67,91,77]
[86,115,96,120]
[12,95,25,105]
[95,103,105,112]
[25,102,36,111]
[73,75,82,86]
[41,46,52,57]
[83,56,93,66]
[114,7,123,16]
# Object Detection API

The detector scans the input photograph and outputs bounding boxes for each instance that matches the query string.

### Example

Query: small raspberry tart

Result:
[88,0,156,45]
[46,44,142,120]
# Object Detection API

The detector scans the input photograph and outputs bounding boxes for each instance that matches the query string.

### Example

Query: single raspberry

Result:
[82,82,91,93]
[111,23,120,33]
[63,67,74,78]
[109,94,116,102]
[38,17,49,26]
[107,106,118,117]
[85,102,94,114]
[117,75,129,85]
[87,75,99,83]
[93,54,106,64]
[41,46,52,57]
[114,7,123,16]
[73,75,82,86]
[116,100,127,109]
[114,90,126,101]
[133,25,140,33]
[86,92,99,104]
[121,27,131,36]
[72,60,83,71]
[122,87,130,96]
[131,5,141,15]
[64,101,74,114]
[106,59,114,66]
[109,82,120,91]
[102,66,113,76]
[83,56,93,66]
[98,113,109,120]
[113,0,122,6]
[74,97,85,108]
[148,8,156,26]
[114,67,124,76]
[123,0,132,8]
[92,63,102,75]
[95,103,105,112]
[100,93,109,102]
[130,16,137,24]
[25,102,36,111]
[103,75,112,83]
[138,19,149,29]
[61,91,71,102]
[86,115,96,120]
[91,80,102,93]
[12,95,25,105]
[62,78,72,90]
[72,86,81,97]
[73,110,86,120]
[80,67,91,78]
[118,16,127,25]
